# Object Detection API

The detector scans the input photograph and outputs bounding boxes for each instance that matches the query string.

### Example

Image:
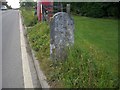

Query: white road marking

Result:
[19,12,33,88]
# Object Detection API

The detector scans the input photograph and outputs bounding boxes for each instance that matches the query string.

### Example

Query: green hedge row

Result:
[67,2,119,18]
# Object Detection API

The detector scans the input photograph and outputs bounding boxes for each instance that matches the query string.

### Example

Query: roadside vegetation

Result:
[20,7,38,27]
[21,7,118,88]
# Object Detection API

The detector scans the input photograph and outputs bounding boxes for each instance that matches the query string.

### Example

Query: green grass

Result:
[74,16,118,57]
[74,15,118,77]
[25,12,118,88]
[71,15,118,88]
[20,7,38,27]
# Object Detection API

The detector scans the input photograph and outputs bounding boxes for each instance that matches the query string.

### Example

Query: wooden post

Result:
[61,3,63,12]
[66,4,70,15]
[40,4,43,21]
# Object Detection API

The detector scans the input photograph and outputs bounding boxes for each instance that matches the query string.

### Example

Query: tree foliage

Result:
[70,2,119,18]
[20,0,36,8]
[2,2,12,9]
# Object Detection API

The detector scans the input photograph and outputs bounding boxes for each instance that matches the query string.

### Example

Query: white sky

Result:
[6,0,20,8]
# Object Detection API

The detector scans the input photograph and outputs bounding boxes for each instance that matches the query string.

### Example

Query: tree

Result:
[70,2,119,18]
[1,1,12,9]
[20,0,36,8]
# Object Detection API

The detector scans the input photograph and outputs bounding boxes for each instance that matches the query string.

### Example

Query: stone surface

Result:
[50,12,74,61]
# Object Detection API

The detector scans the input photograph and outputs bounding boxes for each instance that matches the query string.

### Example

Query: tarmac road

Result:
[2,10,40,88]
[2,10,24,88]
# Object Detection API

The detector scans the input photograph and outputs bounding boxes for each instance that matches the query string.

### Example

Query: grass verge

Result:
[27,18,118,88]
[21,7,118,88]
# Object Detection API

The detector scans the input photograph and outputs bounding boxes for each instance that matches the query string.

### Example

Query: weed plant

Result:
[27,21,118,88]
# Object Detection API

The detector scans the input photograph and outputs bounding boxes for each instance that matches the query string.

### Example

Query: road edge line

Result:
[23,21,50,89]
[19,11,33,88]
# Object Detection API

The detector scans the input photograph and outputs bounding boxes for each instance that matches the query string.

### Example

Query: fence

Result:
[42,3,71,22]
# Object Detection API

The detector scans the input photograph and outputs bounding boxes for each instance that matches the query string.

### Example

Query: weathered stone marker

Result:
[50,12,74,61]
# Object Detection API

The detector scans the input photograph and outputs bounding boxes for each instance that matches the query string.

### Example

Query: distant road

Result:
[2,10,24,88]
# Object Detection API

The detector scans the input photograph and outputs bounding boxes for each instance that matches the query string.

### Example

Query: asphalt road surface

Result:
[2,10,41,88]
[2,10,24,88]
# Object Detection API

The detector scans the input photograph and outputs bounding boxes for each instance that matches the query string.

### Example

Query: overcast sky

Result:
[6,0,20,8]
